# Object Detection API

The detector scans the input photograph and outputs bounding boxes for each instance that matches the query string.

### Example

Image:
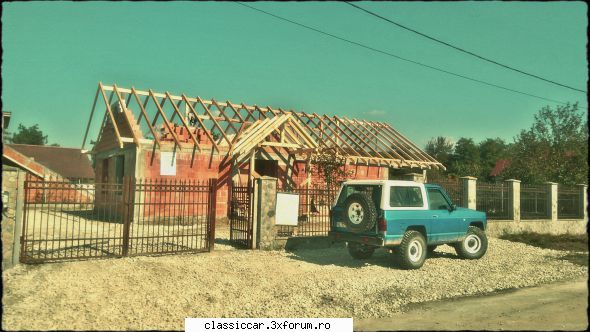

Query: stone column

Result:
[256,176,278,250]
[12,170,26,266]
[546,182,558,221]
[578,184,587,220]
[460,176,477,210]
[506,179,521,221]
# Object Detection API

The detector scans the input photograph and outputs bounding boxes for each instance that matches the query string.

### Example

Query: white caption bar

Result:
[186,318,353,332]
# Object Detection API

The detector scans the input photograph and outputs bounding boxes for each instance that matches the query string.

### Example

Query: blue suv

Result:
[329,180,488,269]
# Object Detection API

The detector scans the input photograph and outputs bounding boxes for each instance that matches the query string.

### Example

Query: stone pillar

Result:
[546,182,558,221]
[578,184,587,220]
[460,176,477,210]
[256,176,278,250]
[506,179,521,221]
[12,170,26,266]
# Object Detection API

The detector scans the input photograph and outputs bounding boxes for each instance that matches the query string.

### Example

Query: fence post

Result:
[256,176,278,250]
[506,179,521,221]
[121,177,133,256]
[578,184,587,220]
[251,179,258,249]
[460,176,477,210]
[12,171,26,266]
[208,178,218,251]
[546,182,558,221]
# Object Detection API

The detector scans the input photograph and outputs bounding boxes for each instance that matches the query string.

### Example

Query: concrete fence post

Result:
[12,171,26,266]
[460,176,477,210]
[256,176,278,250]
[506,179,521,221]
[546,182,558,221]
[578,184,587,220]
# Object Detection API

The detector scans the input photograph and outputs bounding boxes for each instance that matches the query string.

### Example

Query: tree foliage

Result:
[9,124,48,145]
[310,147,354,190]
[503,103,587,185]
[448,138,480,177]
[478,138,509,181]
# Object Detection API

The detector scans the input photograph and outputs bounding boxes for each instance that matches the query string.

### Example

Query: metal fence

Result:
[427,178,463,207]
[558,185,581,219]
[520,184,548,220]
[277,184,338,237]
[229,181,254,248]
[21,177,215,263]
[476,182,510,219]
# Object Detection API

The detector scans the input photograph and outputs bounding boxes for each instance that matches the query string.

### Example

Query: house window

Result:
[255,159,278,178]
[101,159,109,183]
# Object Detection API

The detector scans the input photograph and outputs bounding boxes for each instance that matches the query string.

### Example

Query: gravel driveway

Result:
[2,236,586,331]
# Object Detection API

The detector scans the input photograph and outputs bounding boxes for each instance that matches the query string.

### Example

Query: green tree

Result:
[424,136,454,180]
[478,138,508,181]
[503,103,588,185]
[449,138,480,177]
[10,124,48,145]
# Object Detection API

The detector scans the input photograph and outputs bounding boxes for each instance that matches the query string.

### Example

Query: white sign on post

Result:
[160,151,177,176]
[275,192,300,226]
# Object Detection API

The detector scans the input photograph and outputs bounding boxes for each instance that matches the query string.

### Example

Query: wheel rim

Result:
[348,203,364,225]
[408,239,423,262]
[464,234,481,254]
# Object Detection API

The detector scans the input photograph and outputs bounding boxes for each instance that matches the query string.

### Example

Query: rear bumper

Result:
[329,231,402,246]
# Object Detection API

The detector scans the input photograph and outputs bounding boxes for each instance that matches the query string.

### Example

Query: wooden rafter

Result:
[89,83,444,169]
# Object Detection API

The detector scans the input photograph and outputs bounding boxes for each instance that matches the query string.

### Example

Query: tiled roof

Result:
[7,144,94,179]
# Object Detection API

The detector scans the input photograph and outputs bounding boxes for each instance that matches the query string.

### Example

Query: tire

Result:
[393,230,427,269]
[347,242,375,260]
[454,226,488,259]
[343,193,377,232]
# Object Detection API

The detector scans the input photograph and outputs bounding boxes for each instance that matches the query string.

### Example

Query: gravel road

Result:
[2,237,586,330]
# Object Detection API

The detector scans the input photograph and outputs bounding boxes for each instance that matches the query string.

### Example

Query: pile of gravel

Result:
[2,238,586,330]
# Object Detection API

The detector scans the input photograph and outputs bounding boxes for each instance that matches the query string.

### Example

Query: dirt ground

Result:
[2,228,587,331]
[355,278,588,331]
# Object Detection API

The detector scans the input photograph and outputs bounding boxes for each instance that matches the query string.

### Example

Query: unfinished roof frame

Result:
[82,82,444,170]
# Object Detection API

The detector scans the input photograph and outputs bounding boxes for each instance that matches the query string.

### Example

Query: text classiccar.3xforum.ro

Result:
[202,320,332,330]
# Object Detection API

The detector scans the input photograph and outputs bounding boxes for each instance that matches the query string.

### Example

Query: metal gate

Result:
[229,181,254,248]
[20,176,216,263]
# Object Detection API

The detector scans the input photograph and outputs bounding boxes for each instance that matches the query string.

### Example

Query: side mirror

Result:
[448,204,457,212]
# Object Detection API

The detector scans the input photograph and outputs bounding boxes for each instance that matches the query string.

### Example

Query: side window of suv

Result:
[390,186,423,207]
[428,188,451,210]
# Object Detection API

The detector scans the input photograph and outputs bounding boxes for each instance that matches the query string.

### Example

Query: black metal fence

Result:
[558,185,581,219]
[520,184,548,220]
[427,178,464,207]
[21,177,215,263]
[476,182,510,219]
[229,181,254,248]
[277,184,338,237]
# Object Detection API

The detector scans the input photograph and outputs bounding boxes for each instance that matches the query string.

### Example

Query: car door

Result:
[427,188,461,242]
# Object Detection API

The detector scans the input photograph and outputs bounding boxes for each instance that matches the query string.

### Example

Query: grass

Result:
[499,231,589,266]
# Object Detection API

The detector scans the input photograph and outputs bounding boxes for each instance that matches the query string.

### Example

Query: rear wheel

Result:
[347,242,375,259]
[343,193,377,232]
[393,231,427,269]
[454,226,488,259]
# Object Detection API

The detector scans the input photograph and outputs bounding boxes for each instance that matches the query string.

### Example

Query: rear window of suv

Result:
[337,185,382,206]
[390,186,423,207]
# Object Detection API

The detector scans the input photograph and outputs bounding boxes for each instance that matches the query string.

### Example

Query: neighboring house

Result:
[84,83,444,220]
[7,144,94,183]
[489,159,511,180]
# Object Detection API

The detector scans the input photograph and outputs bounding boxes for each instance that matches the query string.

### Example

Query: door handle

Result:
[432,215,439,218]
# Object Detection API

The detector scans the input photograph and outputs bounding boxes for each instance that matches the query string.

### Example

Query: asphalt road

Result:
[355,278,588,331]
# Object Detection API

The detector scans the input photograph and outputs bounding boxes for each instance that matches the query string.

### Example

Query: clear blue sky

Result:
[2,1,587,148]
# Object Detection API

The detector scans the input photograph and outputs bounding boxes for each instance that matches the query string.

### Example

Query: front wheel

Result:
[393,231,427,269]
[454,226,488,259]
[347,242,375,259]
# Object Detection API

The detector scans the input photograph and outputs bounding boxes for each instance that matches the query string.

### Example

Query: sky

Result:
[2,1,587,149]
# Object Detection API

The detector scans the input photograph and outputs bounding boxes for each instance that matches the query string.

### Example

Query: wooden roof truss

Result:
[82,83,444,170]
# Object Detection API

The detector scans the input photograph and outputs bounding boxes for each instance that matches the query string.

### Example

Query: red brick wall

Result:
[291,161,388,188]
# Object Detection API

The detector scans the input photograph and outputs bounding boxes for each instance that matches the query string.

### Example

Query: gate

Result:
[229,181,254,248]
[20,176,216,263]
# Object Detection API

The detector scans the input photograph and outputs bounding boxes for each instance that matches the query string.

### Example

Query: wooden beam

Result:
[259,142,302,148]
[195,96,232,146]
[131,87,161,147]
[99,82,124,149]
[182,94,220,152]
[113,84,141,146]
[148,89,182,148]
[165,92,201,152]
[81,85,100,150]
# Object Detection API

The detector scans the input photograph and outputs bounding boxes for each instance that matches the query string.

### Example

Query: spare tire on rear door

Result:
[344,193,377,232]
